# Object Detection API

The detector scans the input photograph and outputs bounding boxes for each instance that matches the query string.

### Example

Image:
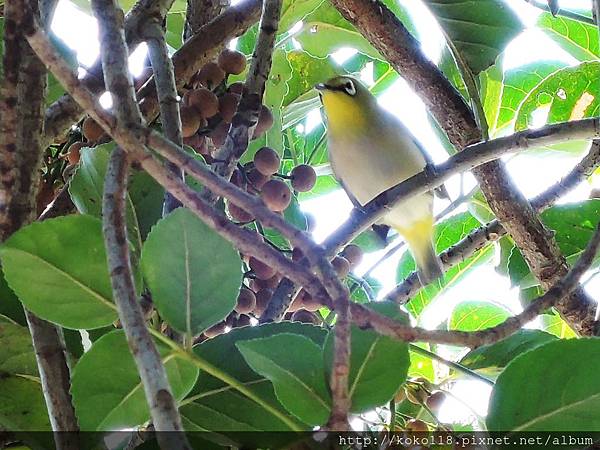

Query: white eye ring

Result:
[344,81,356,96]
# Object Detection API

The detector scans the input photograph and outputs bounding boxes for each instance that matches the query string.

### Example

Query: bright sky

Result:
[51,0,597,430]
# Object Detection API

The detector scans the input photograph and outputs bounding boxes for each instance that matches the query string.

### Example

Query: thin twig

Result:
[204,0,282,203]
[91,2,190,447]
[408,344,493,386]
[143,20,184,214]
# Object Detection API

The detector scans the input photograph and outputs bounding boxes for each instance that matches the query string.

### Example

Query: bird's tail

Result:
[394,219,443,286]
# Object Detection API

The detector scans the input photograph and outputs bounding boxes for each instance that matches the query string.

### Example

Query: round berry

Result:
[290,164,316,192]
[82,117,104,142]
[249,256,277,280]
[197,62,225,89]
[218,49,247,75]
[261,179,291,212]
[185,88,219,118]
[235,288,256,314]
[254,147,280,176]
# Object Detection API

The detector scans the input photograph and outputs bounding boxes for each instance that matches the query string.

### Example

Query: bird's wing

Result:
[387,112,451,201]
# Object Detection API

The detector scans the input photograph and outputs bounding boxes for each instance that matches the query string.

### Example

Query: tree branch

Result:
[143,19,184,214]
[332,0,599,336]
[184,0,230,40]
[2,3,80,447]
[91,2,190,446]
[203,0,281,203]
[0,4,23,240]
[387,140,600,304]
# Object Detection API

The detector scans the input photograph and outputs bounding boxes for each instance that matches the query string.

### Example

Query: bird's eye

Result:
[343,81,356,96]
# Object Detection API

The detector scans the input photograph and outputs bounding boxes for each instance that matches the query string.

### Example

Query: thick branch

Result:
[2,3,80,447]
[91,1,190,445]
[0,4,23,239]
[144,21,184,214]
[184,0,230,40]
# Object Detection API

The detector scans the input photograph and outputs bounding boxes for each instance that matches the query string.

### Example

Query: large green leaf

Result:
[237,333,331,426]
[396,212,495,318]
[0,215,117,329]
[460,330,557,372]
[128,168,165,241]
[184,323,321,441]
[69,144,143,259]
[487,338,600,431]
[449,301,511,332]
[279,0,324,33]
[71,330,198,431]
[515,62,600,132]
[141,208,241,337]
[283,51,338,107]
[0,375,50,431]
[508,200,600,288]
[496,60,566,133]
[538,12,599,62]
[540,313,577,339]
[0,317,37,376]
[425,0,523,75]
[294,3,382,60]
[324,302,410,413]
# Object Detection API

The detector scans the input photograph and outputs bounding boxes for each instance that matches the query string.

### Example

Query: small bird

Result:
[316,75,443,285]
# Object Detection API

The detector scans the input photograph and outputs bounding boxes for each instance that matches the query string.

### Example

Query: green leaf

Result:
[508,200,600,288]
[0,317,37,376]
[538,12,599,62]
[467,189,495,224]
[128,168,165,241]
[279,0,324,34]
[71,330,198,431]
[0,267,26,326]
[0,375,50,431]
[236,333,331,426]
[396,212,495,318]
[324,302,410,413]
[479,59,503,134]
[460,330,557,371]
[0,215,117,329]
[408,343,435,381]
[141,208,241,337]
[487,338,600,431]
[540,313,577,339]
[294,3,382,60]
[283,50,338,107]
[496,60,566,133]
[438,47,469,101]
[165,11,185,50]
[515,62,600,132]
[69,144,143,259]
[425,0,523,74]
[449,301,511,332]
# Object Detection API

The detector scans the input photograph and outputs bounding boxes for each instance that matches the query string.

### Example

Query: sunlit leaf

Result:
[449,301,511,332]
[538,12,599,62]
[425,0,523,75]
